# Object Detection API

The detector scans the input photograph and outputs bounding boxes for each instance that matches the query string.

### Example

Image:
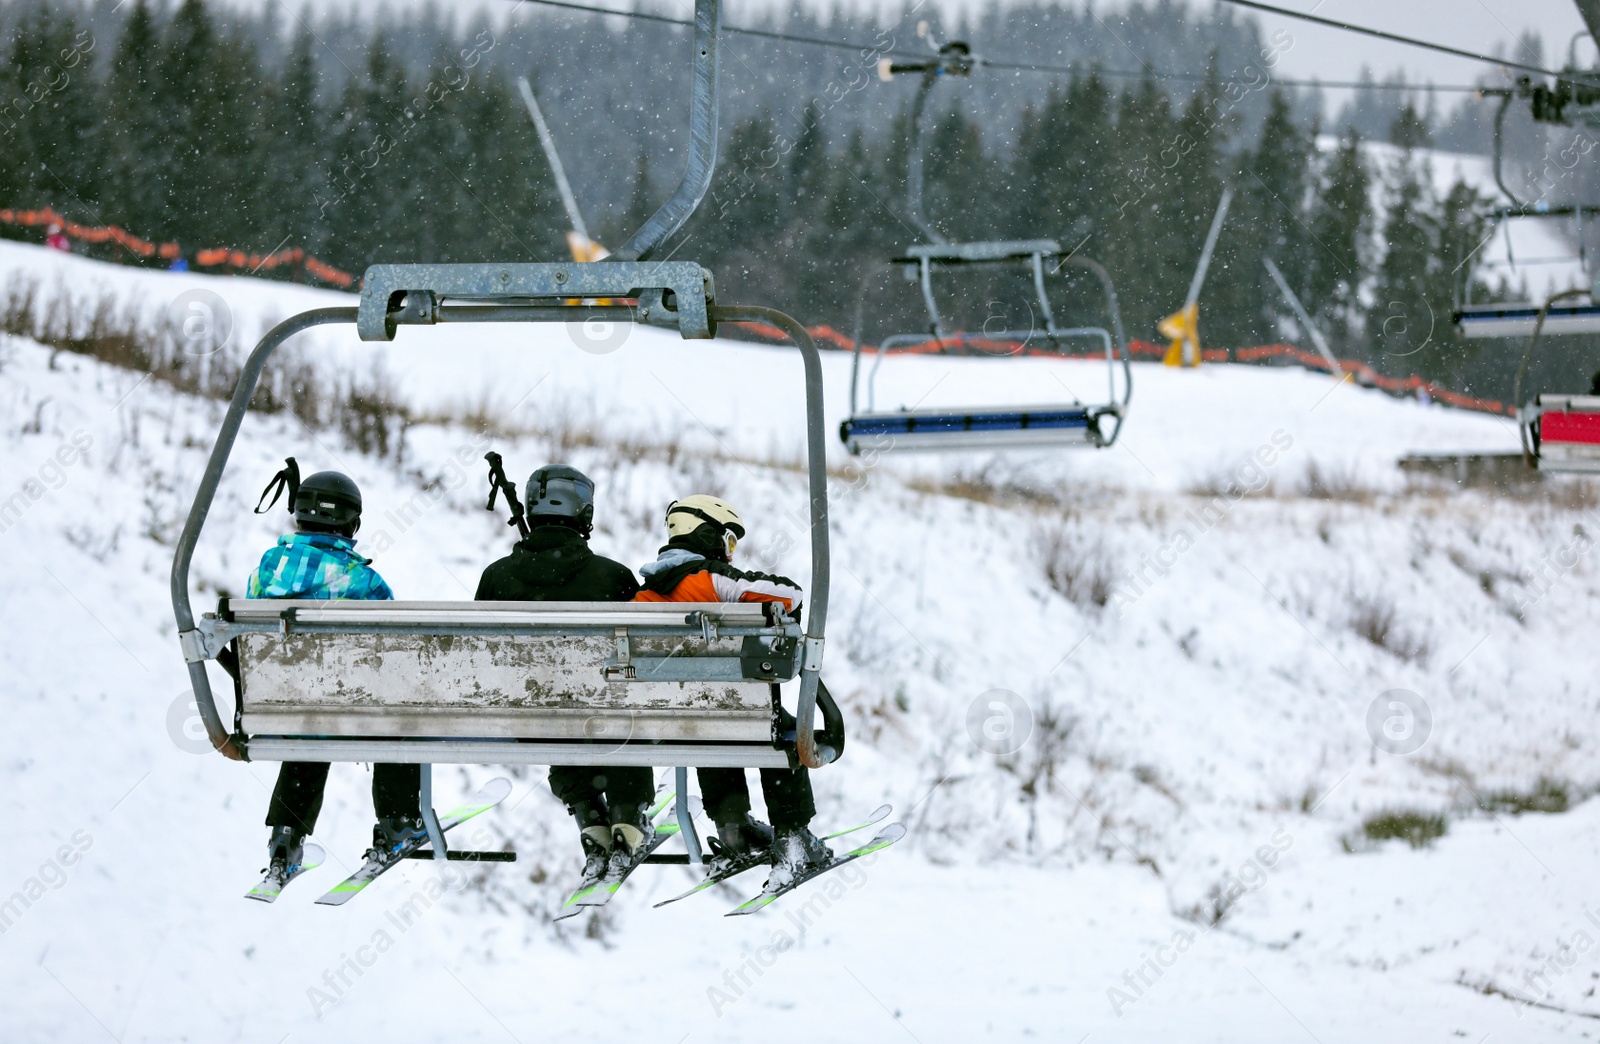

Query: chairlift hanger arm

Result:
[608,0,720,261]
[170,307,359,759]
[1580,2,1600,52]
[881,41,973,246]
[706,305,833,768]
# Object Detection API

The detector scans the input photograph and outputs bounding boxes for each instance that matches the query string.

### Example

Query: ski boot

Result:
[567,798,612,887]
[607,804,654,876]
[371,816,429,859]
[264,825,306,880]
[707,814,774,877]
[765,826,833,892]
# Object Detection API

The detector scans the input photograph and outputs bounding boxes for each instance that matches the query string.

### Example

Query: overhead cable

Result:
[1214,0,1600,89]
[506,0,1488,92]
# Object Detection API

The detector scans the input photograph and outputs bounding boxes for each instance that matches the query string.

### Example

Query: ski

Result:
[244,842,326,903]
[313,777,512,907]
[726,822,906,917]
[553,787,678,921]
[653,804,893,909]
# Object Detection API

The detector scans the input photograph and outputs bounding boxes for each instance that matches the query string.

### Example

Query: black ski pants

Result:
[698,697,816,830]
[265,762,421,834]
[698,765,815,831]
[548,766,655,824]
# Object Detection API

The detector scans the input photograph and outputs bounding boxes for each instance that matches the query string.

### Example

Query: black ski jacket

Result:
[474,525,639,602]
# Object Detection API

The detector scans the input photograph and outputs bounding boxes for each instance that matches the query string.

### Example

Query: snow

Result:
[1,242,1598,1041]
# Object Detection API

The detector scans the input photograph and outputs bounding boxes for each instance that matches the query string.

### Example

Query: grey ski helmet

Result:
[525,464,595,534]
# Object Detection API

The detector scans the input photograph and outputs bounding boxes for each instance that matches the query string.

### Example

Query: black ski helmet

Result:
[255,458,363,534]
[525,464,595,533]
[295,471,362,532]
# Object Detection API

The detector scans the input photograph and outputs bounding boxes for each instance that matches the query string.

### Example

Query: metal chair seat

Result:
[840,404,1103,452]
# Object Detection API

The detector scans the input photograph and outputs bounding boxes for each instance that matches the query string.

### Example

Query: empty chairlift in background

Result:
[838,34,1131,455]
[1453,76,1600,339]
[1510,288,1600,472]
[1448,76,1600,472]
[840,242,1132,453]
[1452,202,1600,339]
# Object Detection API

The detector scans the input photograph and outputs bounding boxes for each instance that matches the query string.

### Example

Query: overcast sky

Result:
[1197,0,1591,87]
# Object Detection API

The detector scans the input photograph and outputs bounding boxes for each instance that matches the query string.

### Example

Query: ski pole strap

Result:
[254,457,300,515]
[484,452,530,539]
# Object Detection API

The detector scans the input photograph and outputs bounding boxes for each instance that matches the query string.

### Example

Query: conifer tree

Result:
[262,28,329,260]
[1369,150,1434,364]
[1106,74,1184,340]
[1304,130,1370,345]
[1213,89,1311,346]
[160,0,222,243]
[102,1,168,240]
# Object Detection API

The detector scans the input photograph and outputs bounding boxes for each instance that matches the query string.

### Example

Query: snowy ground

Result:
[2,244,1599,1041]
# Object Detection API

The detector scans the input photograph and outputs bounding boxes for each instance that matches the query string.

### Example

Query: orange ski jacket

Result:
[633,547,802,612]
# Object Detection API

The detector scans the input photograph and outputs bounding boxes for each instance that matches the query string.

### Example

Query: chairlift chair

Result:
[1505,288,1600,471]
[837,37,1131,455]
[839,242,1132,454]
[1452,206,1600,337]
[170,0,842,867]
[1453,82,1600,338]
[1522,394,1600,471]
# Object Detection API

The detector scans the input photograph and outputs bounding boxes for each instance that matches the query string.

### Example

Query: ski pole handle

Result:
[484,452,531,541]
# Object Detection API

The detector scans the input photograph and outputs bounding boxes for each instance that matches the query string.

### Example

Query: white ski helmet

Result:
[665,494,745,557]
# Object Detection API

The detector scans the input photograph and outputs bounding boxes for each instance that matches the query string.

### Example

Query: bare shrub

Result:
[907,466,1075,511]
[1,272,39,338]
[1479,777,1570,816]
[996,696,1079,856]
[1348,589,1431,663]
[1185,465,1275,499]
[1036,522,1116,610]
[1301,458,1374,502]
[1342,809,1447,852]
[1538,478,1600,512]
[336,364,410,460]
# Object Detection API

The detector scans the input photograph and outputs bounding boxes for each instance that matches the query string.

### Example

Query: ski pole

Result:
[484,452,531,541]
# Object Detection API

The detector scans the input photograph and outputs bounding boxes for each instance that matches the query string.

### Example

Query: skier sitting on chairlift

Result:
[473,464,659,888]
[633,495,834,889]
[246,459,425,887]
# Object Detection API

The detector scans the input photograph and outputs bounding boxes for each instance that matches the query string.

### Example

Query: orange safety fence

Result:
[727,322,1514,418]
[0,206,355,288]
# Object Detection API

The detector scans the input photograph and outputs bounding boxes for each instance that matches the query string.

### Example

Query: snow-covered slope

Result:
[1,243,1598,1042]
